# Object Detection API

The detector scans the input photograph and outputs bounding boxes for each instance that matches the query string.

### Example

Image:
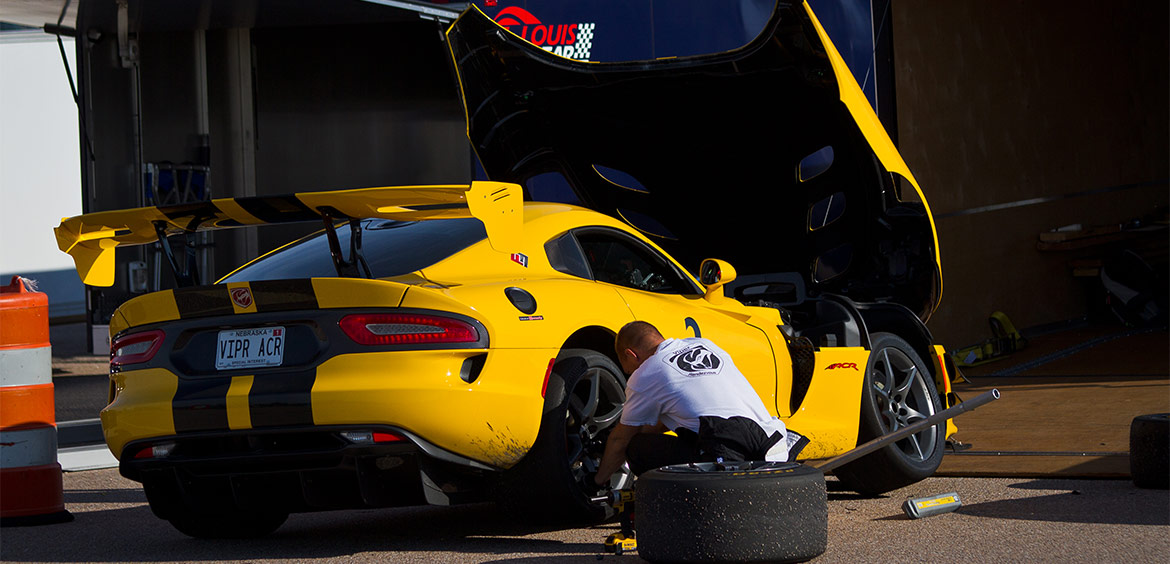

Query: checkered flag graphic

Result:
[573,23,595,60]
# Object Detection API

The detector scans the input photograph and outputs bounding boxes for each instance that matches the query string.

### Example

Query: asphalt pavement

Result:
[1,470,1166,563]
[17,322,1167,563]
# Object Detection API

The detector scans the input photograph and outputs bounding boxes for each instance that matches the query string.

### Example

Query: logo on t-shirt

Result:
[668,344,722,375]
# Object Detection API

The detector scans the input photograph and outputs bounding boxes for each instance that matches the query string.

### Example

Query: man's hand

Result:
[594,423,641,486]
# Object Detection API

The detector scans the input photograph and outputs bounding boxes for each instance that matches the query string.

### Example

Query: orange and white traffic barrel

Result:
[0,276,72,526]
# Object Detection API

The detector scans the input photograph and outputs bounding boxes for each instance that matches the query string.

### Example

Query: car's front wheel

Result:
[497,348,632,522]
[833,332,944,495]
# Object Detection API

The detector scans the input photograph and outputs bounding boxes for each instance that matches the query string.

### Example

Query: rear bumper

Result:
[123,425,497,516]
[102,348,553,468]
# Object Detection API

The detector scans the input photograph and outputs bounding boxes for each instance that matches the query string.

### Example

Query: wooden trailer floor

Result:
[936,324,1169,477]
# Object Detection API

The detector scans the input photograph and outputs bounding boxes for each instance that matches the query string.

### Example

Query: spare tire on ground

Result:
[1130,413,1169,489]
[637,461,827,563]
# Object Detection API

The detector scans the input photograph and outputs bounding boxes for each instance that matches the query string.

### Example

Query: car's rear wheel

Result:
[143,477,289,538]
[498,348,631,522]
[168,509,289,539]
[833,332,944,495]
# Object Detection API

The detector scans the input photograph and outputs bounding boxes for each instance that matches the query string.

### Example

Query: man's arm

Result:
[593,422,669,486]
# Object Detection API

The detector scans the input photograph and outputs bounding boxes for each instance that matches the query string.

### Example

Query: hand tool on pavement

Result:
[592,488,637,555]
[902,492,962,519]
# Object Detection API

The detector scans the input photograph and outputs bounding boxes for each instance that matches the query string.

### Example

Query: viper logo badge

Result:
[230,287,254,309]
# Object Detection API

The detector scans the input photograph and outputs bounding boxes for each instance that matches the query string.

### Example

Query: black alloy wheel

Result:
[834,332,945,495]
[498,349,631,522]
[564,352,632,494]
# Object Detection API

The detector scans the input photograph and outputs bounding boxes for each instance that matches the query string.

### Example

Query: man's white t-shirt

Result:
[620,337,789,461]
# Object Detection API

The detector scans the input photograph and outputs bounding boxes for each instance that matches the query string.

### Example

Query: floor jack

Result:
[592,489,637,555]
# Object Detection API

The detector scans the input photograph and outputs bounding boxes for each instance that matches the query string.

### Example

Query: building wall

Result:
[74,0,469,324]
[246,23,468,258]
[0,33,85,318]
[892,1,1169,345]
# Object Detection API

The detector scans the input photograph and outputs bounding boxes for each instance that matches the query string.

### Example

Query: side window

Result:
[575,230,698,294]
[544,232,592,279]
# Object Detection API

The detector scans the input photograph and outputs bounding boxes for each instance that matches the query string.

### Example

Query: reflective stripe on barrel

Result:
[0,276,71,525]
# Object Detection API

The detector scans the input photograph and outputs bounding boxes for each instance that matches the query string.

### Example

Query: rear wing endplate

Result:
[55,181,521,287]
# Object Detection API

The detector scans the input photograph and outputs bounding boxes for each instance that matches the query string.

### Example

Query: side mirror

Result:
[700,259,736,302]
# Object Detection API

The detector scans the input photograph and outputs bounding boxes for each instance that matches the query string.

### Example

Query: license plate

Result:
[216,327,285,370]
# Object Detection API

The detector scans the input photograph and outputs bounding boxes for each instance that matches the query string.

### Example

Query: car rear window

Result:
[220,218,487,282]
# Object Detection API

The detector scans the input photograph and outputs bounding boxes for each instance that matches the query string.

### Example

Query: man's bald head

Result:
[615,321,665,374]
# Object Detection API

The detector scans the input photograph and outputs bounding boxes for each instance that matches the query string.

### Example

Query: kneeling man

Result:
[594,320,791,487]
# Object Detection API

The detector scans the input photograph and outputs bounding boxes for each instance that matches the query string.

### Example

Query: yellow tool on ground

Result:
[593,489,637,555]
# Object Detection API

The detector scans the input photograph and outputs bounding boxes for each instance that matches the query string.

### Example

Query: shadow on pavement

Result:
[1,499,606,563]
[63,488,149,505]
[960,479,1169,526]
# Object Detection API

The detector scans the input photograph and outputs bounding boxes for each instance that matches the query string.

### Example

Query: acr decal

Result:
[684,317,701,338]
[510,252,529,267]
[518,315,544,321]
[825,362,859,371]
[493,6,596,60]
[230,287,254,309]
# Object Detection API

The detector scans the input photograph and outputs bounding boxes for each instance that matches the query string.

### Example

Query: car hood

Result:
[446,1,942,320]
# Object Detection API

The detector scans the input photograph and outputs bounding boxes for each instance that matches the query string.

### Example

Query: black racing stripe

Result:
[172,378,231,433]
[158,201,218,222]
[248,369,317,428]
[252,279,319,312]
[235,195,320,223]
[159,202,222,231]
[174,287,234,318]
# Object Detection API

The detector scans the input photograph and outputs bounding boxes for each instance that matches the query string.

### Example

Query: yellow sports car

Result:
[55,2,952,538]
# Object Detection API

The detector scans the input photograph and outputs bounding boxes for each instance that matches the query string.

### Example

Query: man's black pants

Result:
[625,416,783,475]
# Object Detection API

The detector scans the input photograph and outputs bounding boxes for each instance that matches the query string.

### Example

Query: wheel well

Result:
[855,303,938,380]
[542,326,620,413]
[560,326,620,366]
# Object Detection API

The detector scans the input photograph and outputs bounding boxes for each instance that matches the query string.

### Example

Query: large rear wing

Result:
[55,181,522,287]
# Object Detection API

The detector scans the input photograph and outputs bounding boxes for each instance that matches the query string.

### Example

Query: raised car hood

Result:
[447,1,942,319]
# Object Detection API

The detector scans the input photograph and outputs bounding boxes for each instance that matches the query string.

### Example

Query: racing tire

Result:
[637,461,827,564]
[833,332,945,496]
[1130,413,1169,489]
[497,349,631,523]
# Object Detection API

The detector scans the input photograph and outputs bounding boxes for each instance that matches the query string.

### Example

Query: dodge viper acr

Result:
[54,1,955,539]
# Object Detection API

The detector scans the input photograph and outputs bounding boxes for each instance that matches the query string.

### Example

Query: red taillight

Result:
[339,313,478,346]
[373,432,404,443]
[110,330,165,366]
[132,442,175,459]
[341,430,407,444]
